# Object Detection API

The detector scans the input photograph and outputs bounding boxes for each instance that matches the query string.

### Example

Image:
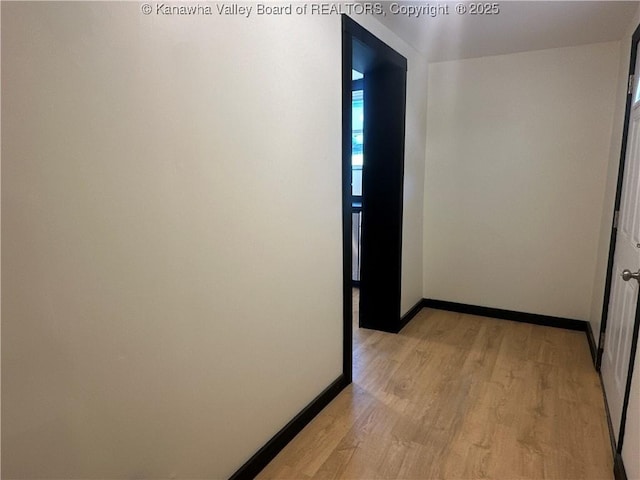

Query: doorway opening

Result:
[341,15,408,382]
[352,69,364,289]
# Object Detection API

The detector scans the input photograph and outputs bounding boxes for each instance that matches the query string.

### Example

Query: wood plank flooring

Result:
[258,291,613,479]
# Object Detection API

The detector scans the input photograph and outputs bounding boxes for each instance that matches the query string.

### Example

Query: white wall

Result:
[2,3,345,478]
[424,42,620,320]
[349,14,428,316]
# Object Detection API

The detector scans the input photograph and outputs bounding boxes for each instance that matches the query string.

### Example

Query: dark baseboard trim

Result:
[423,299,588,332]
[397,298,426,333]
[586,321,598,368]
[229,374,349,480]
[615,453,628,480]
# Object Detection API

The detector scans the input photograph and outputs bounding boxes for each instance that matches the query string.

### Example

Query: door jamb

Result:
[598,23,640,455]
[342,15,407,335]
[341,16,353,384]
[597,24,640,370]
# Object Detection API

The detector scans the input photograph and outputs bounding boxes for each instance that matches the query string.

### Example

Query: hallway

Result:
[258,290,613,479]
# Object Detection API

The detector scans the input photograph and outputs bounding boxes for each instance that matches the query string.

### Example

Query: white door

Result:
[602,69,640,442]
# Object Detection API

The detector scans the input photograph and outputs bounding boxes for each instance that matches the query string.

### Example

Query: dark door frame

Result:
[342,15,408,349]
[341,16,354,383]
[597,22,640,459]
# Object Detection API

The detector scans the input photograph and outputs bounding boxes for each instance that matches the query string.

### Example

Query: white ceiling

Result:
[375,1,639,62]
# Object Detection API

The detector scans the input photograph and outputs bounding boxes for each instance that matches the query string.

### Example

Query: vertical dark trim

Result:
[597,22,640,369]
[342,15,353,384]
[599,372,618,455]
[396,73,407,332]
[585,320,598,368]
[359,66,406,332]
[598,217,619,371]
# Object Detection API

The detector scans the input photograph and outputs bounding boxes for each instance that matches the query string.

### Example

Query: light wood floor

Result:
[258,290,613,479]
